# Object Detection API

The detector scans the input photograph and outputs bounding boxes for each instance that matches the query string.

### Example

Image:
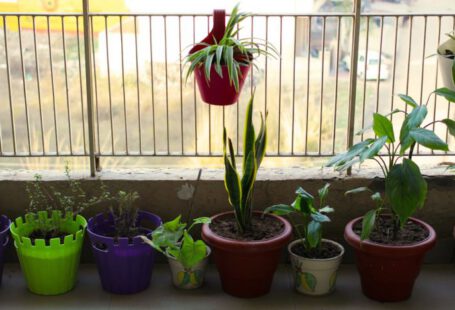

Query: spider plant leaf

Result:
[215,45,224,77]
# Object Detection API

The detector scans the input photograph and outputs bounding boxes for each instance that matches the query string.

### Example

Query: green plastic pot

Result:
[10,211,87,295]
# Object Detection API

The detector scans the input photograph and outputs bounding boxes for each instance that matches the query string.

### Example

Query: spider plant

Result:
[184,4,278,91]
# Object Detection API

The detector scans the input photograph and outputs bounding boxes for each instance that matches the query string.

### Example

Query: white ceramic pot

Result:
[166,247,211,289]
[437,38,455,90]
[288,239,344,296]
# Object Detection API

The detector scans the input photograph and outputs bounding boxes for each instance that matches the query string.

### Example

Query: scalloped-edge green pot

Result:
[10,211,87,295]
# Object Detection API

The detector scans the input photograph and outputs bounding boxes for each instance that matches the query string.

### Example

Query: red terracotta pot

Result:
[194,64,251,106]
[202,211,292,298]
[344,216,436,302]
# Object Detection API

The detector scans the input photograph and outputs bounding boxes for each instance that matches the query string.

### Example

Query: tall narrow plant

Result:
[223,93,266,233]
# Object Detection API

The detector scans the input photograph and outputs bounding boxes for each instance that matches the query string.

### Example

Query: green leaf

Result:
[452,59,455,85]
[442,119,455,137]
[307,221,322,248]
[215,46,224,77]
[295,187,315,214]
[264,204,295,216]
[385,159,428,226]
[399,106,428,154]
[360,209,377,241]
[409,128,449,151]
[345,187,373,196]
[163,215,184,232]
[179,231,207,269]
[370,192,383,204]
[318,206,334,213]
[360,136,387,161]
[434,87,455,103]
[373,113,395,142]
[243,95,256,173]
[192,217,211,225]
[318,183,330,206]
[326,139,374,170]
[204,53,215,82]
[311,212,331,223]
[397,94,418,108]
[255,112,267,168]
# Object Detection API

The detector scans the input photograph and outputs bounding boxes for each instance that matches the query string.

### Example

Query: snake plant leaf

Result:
[243,95,256,173]
[255,112,267,168]
[345,187,373,195]
[240,150,257,213]
[360,209,377,240]
[399,105,428,155]
[397,94,418,108]
[385,159,427,226]
[409,128,449,151]
[373,113,395,143]
[442,119,455,137]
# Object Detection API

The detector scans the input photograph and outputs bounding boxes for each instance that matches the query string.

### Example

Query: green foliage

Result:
[109,191,140,238]
[264,184,334,252]
[184,4,278,91]
[223,93,266,233]
[141,216,211,269]
[25,165,111,236]
[328,88,455,240]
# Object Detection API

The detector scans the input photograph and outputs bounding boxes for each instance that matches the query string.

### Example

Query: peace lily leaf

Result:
[361,209,377,241]
[409,128,449,151]
[345,187,373,196]
[399,106,428,154]
[318,183,330,206]
[319,206,334,213]
[434,87,455,103]
[295,188,315,214]
[360,136,387,161]
[397,94,418,108]
[442,119,455,137]
[385,159,427,226]
[311,212,331,223]
[307,221,322,248]
[373,113,395,143]
[326,139,374,170]
[264,204,295,216]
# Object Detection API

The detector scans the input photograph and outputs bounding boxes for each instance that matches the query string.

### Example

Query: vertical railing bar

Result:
[83,0,97,176]
[61,17,73,154]
[419,16,428,103]
[164,16,170,155]
[446,17,455,145]
[75,16,87,154]
[375,16,384,113]
[405,16,413,113]
[361,16,369,141]
[17,16,32,154]
[178,16,184,154]
[207,16,212,155]
[47,17,58,154]
[120,16,129,154]
[264,16,269,121]
[149,16,156,155]
[347,0,362,175]
[90,16,101,154]
[250,16,254,95]
[332,16,342,154]
[304,17,312,154]
[277,16,283,154]
[2,16,16,154]
[134,16,142,154]
[291,16,297,154]
[236,22,240,154]
[318,16,326,155]
[192,16,197,155]
[390,16,399,121]
[431,16,442,155]
[104,16,115,154]
[32,16,45,154]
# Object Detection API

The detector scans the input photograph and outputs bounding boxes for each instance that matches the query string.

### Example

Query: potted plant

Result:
[201,93,292,298]
[185,4,278,106]
[141,215,211,289]
[326,87,455,301]
[265,184,344,296]
[10,167,110,295]
[87,190,162,294]
[437,31,455,90]
[0,214,10,286]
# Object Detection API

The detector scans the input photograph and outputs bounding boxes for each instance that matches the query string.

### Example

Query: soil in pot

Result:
[209,214,284,241]
[291,241,342,259]
[28,229,73,245]
[353,216,429,245]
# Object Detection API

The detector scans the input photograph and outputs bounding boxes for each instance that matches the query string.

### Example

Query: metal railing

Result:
[0,8,454,175]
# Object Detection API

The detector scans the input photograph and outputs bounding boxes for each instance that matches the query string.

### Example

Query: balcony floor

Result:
[0,264,454,309]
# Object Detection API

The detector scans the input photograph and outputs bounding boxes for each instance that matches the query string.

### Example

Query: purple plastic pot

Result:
[0,215,10,286]
[87,211,162,294]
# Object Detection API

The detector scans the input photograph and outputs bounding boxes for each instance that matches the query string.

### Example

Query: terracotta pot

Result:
[201,211,292,298]
[194,64,251,106]
[344,216,436,302]
[288,239,344,296]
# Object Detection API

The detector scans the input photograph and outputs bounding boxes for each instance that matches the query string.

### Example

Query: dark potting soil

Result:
[353,216,429,245]
[210,214,284,241]
[291,241,342,259]
[29,229,73,245]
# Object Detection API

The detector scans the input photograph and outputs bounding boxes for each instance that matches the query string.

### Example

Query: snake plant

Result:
[184,4,278,91]
[223,93,266,233]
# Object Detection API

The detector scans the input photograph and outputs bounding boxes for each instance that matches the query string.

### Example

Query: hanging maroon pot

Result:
[189,10,250,106]
[344,216,436,302]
